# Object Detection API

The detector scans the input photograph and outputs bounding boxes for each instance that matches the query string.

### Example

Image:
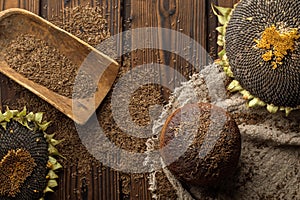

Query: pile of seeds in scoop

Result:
[4,34,97,99]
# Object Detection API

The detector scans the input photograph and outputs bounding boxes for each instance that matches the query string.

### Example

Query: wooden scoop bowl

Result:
[0,8,119,125]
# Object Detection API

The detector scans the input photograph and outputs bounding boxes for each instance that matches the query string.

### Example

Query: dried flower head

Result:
[214,0,300,114]
[0,107,63,200]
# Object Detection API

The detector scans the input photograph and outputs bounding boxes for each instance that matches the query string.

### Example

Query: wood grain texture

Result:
[47,163,120,200]
[129,0,208,100]
[0,0,40,14]
[130,174,151,200]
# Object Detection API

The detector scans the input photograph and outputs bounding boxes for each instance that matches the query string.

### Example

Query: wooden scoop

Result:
[0,8,119,124]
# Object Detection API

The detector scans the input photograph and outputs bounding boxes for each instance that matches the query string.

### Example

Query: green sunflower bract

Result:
[213,0,300,115]
[0,107,63,200]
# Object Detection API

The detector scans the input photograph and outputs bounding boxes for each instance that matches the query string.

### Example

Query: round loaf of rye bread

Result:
[160,102,241,186]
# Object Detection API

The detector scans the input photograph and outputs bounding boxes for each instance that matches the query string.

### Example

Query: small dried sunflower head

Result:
[0,107,63,200]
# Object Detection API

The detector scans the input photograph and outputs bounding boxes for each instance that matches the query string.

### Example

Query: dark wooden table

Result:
[0,0,238,199]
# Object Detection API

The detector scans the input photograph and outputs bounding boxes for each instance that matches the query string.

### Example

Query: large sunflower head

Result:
[0,107,63,200]
[214,0,300,114]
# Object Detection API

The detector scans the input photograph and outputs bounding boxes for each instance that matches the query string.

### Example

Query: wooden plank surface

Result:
[47,163,120,200]
[129,0,208,100]
[130,174,151,200]
[0,0,40,14]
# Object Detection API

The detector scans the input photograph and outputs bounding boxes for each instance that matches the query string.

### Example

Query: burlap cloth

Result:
[148,64,300,199]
